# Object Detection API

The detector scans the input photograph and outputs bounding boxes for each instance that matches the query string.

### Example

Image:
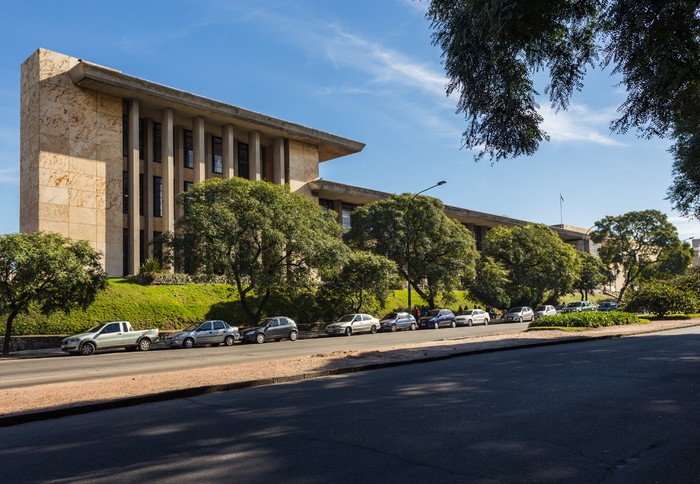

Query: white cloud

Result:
[0,167,19,184]
[539,103,625,147]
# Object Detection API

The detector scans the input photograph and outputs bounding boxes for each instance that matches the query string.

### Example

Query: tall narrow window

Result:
[122,171,129,214]
[139,230,146,266]
[341,203,355,230]
[139,174,144,216]
[184,130,194,169]
[153,122,162,163]
[183,181,194,214]
[138,119,145,161]
[238,142,249,179]
[123,229,129,276]
[319,198,334,219]
[153,176,163,217]
[212,136,223,174]
[153,231,163,266]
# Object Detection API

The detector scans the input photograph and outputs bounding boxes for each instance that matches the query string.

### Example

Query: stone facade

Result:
[21,49,124,275]
[20,49,365,277]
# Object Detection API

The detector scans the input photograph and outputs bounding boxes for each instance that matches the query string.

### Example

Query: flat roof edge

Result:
[68,61,365,155]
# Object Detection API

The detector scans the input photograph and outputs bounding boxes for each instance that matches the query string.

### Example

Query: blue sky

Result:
[1,0,698,240]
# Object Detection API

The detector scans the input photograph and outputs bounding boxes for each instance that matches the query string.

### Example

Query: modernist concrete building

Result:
[20,48,590,277]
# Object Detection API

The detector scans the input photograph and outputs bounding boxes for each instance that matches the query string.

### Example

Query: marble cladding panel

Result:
[38,99,70,138]
[39,134,70,161]
[287,140,319,195]
[20,50,39,95]
[69,189,97,209]
[38,202,69,222]
[38,220,69,235]
[68,157,97,177]
[38,49,79,87]
[41,186,69,206]
[68,222,97,243]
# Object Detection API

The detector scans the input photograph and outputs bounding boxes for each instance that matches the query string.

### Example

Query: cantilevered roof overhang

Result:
[68,60,365,162]
[308,179,588,242]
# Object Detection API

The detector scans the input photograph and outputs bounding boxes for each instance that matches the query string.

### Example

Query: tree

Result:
[591,209,681,303]
[468,255,511,309]
[168,178,347,325]
[574,252,613,301]
[481,223,580,306]
[0,232,107,355]
[642,240,694,280]
[318,250,399,316]
[426,1,700,216]
[345,194,477,309]
[623,280,699,318]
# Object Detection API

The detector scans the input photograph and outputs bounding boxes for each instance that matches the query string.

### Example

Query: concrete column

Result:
[128,99,140,275]
[223,124,235,178]
[162,109,174,273]
[249,130,261,181]
[174,126,184,219]
[144,118,154,260]
[333,199,343,225]
[273,137,285,185]
[193,116,205,184]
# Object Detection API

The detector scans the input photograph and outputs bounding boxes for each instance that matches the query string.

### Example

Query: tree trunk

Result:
[3,310,18,355]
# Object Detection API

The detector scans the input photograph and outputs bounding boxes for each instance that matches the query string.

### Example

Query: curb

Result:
[1,322,697,427]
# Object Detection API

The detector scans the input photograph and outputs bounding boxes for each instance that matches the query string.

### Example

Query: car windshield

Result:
[461,310,474,315]
[507,307,523,313]
[183,322,201,332]
[567,302,582,307]
[426,309,440,317]
[260,318,274,326]
[382,313,398,320]
[87,323,108,333]
[338,314,356,323]
[535,306,546,311]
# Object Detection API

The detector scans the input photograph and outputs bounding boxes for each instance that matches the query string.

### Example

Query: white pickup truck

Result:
[61,321,159,356]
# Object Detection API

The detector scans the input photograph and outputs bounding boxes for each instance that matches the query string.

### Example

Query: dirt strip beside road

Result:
[2,319,698,418]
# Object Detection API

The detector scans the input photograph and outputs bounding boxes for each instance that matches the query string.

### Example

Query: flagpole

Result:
[560,194,563,225]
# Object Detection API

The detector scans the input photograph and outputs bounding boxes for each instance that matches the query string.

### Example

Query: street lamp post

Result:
[406,180,447,313]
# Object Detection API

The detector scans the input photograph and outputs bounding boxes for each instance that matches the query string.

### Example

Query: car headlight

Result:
[63,338,80,344]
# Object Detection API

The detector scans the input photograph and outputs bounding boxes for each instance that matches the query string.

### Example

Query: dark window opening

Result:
[138,119,145,161]
[153,176,163,217]
[341,203,356,230]
[139,174,144,216]
[212,136,223,174]
[153,122,162,163]
[319,198,335,219]
[184,130,194,169]
[238,142,249,179]
[122,171,128,214]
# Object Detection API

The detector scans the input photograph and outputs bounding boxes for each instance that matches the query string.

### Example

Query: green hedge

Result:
[529,311,641,329]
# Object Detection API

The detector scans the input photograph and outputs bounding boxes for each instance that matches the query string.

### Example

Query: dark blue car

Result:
[418,309,456,329]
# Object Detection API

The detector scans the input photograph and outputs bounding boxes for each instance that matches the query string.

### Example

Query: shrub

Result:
[623,280,699,318]
[529,311,640,329]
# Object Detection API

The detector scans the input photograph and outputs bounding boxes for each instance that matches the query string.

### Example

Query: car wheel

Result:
[345,327,352,336]
[485,318,489,326]
[255,333,265,344]
[79,342,96,356]
[391,324,397,332]
[183,338,195,349]
[224,335,235,346]
[138,338,151,351]
[370,325,377,334]
[468,319,473,327]
[519,316,523,323]
[289,330,298,341]
[434,322,439,330]
[410,323,417,331]
[451,320,456,328]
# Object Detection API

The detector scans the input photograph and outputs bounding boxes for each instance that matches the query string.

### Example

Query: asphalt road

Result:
[0,322,528,389]
[1,326,699,483]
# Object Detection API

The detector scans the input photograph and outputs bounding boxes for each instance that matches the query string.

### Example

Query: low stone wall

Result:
[0,336,65,352]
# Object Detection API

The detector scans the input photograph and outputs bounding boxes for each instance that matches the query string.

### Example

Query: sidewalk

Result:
[1,318,698,426]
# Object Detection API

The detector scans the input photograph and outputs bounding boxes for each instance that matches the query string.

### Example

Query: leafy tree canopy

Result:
[574,251,613,301]
[318,250,399,316]
[481,223,580,306]
[591,209,681,302]
[0,232,107,354]
[168,178,347,324]
[345,194,477,309]
[427,0,700,215]
[468,255,511,309]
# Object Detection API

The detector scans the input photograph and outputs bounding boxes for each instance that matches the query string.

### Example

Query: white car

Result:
[325,314,380,336]
[533,305,557,319]
[455,309,490,326]
[503,306,535,323]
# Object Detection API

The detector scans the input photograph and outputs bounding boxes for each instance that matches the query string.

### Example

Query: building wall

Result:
[288,140,319,197]
[20,49,124,275]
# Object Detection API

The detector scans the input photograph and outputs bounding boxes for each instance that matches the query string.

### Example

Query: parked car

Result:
[325,313,380,336]
[598,301,619,311]
[379,312,417,332]
[534,305,557,319]
[165,320,240,348]
[554,304,567,313]
[241,317,298,344]
[503,307,535,323]
[455,309,490,326]
[418,309,456,329]
[561,301,597,313]
[61,321,159,356]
